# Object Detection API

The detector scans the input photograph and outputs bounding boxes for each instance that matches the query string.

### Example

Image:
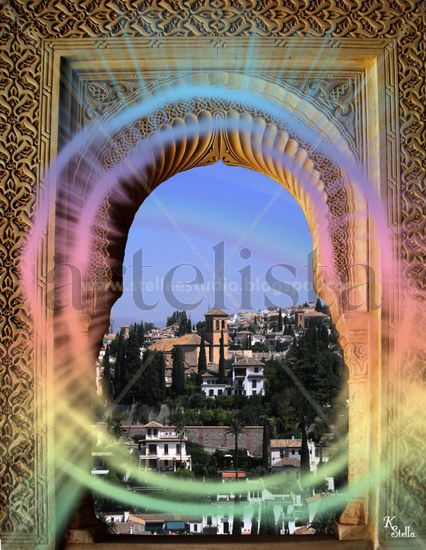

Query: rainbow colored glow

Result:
[18,74,425,543]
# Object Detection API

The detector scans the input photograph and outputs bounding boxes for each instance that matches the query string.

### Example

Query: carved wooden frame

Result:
[0,3,424,549]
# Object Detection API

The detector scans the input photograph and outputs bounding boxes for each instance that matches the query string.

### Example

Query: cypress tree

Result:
[300,419,310,477]
[114,332,126,398]
[157,352,166,403]
[232,508,242,535]
[102,346,113,399]
[197,336,207,385]
[251,510,259,535]
[262,417,270,468]
[137,322,145,347]
[277,308,283,332]
[187,317,192,334]
[259,501,275,535]
[138,350,165,406]
[218,330,226,383]
[315,297,323,312]
[171,346,185,396]
[125,327,143,403]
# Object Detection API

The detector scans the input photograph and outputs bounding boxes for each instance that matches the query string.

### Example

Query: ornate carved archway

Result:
[50,71,375,542]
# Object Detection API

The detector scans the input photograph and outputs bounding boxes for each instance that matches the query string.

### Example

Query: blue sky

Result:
[111,162,313,328]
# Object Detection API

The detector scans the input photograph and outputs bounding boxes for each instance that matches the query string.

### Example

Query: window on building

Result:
[193,524,198,532]
[164,444,169,455]
[254,367,259,373]
[218,389,222,395]
[176,443,181,455]
[147,428,151,436]
[223,521,229,534]
[252,380,257,388]
[292,450,295,455]
[216,320,219,329]
[153,429,158,436]
[222,320,225,329]
[207,516,212,526]
[252,390,256,395]
[209,389,214,396]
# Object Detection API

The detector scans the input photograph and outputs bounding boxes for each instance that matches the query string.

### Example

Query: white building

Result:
[270,436,319,472]
[201,369,232,397]
[201,358,265,398]
[230,357,265,397]
[137,421,192,472]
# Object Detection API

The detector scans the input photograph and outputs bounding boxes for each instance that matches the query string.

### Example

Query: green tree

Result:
[102,346,113,399]
[122,326,143,403]
[171,346,185,396]
[277,307,283,332]
[136,322,145,347]
[107,416,128,441]
[113,331,126,398]
[300,419,310,476]
[262,417,271,468]
[196,320,207,338]
[186,317,192,334]
[226,415,246,478]
[174,414,187,477]
[251,510,259,535]
[218,330,226,383]
[197,336,207,384]
[259,501,275,535]
[140,350,165,406]
[251,342,268,353]
[232,511,242,535]
[315,297,323,312]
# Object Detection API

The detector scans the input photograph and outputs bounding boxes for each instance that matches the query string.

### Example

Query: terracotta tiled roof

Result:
[270,438,301,448]
[205,308,229,317]
[304,310,327,317]
[142,421,164,428]
[221,470,247,478]
[233,357,264,366]
[149,333,201,352]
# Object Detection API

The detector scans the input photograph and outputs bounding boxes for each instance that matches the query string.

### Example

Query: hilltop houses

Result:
[270,437,319,472]
[135,421,192,473]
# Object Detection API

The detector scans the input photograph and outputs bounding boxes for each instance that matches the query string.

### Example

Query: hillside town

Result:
[92,300,348,536]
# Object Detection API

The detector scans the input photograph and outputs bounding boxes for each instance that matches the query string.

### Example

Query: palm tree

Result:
[225,414,246,479]
[107,417,128,442]
[174,415,187,476]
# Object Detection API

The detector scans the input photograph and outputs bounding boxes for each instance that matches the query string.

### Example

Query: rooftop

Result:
[205,308,229,317]
[233,357,265,366]
[142,421,164,428]
[270,438,302,448]
[149,333,201,352]
[272,457,300,468]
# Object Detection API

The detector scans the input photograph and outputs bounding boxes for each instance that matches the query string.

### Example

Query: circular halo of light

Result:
[21,82,396,528]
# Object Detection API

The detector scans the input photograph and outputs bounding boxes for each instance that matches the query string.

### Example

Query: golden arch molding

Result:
[1,3,425,549]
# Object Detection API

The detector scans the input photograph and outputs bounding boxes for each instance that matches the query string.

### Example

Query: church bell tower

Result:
[204,308,229,366]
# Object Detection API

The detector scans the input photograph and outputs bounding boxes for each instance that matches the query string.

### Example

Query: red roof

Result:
[221,470,247,478]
